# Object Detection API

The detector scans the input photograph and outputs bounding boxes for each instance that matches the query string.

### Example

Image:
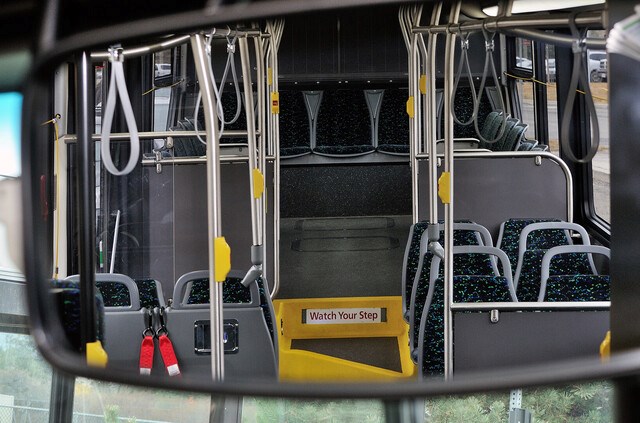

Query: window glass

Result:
[588,31,610,222]
[515,38,533,71]
[423,383,612,421]
[0,333,52,421]
[73,379,212,422]
[515,80,537,139]
[242,398,385,422]
[0,92,22,273]
[153,50,173,132]
[545,44,560,156]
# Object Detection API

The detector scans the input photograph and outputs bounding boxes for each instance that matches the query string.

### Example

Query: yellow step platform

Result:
[274,296,416,382]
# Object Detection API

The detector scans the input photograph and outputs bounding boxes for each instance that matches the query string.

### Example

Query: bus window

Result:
[545,44,560,155]
[588,31,610,223]
[0,333,52,421]
[514,79,536,139]
[153,49,172,132]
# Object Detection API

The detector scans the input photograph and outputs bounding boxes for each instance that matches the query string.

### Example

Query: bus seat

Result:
[175,270,277,347]
[170,118,206,157]
[418,246,516,377]
[66,273,141,310]
[401,221,431,320]
[496,218,563,276]
[377,88,410,156]
[313,89,375,157]
[51,279,106,351]
[539,245,610,302]
[280,90,312,158]
[408,222,495,359]
[512,222,594,301]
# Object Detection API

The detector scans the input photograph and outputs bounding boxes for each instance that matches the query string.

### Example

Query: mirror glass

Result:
[22,2,612,394]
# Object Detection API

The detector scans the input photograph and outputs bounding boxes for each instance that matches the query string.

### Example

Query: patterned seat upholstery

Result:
[280,90,312,157]
[511,222,593,301]
[134,279,164,309]
[408,223,495,357]
[314,89,375,156]
[96,281,132,307]
[377,88,410,155]
[418,247,516,377]
[539,245,610,302]
[497,218,563,277]
[51,279,106,351]
[492,119,527,152]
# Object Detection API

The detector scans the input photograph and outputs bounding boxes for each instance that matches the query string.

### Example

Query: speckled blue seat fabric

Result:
[134,279,163,309]
[497,218,563,276]
[420,275,513,376]
[280,90,312,157]
[544,274,610,301]
[314,89,374,155]
[187,276,253,305]
[377,88,410,155]
[51,279,105,351]
[408,224,493,355]
[95,281,131,307]
[517,250,594,301]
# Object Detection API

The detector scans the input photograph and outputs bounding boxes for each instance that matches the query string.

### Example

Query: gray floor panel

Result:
[290,337,402,372]
[278,215,411,299]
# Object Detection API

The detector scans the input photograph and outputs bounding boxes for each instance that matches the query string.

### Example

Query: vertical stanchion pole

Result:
[190,34,224,381]
[74,50,97,353]
[443,0,461,379]
[427,2,442,226]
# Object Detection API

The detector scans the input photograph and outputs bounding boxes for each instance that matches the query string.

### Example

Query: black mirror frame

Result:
[19,0,640,401]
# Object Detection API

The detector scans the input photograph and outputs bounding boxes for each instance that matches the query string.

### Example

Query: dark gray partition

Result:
[146,161,275,299]
[418,153,571,238]
[454,311,609,372]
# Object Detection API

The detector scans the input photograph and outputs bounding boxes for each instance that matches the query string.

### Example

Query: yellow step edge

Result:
[275,296,416,382]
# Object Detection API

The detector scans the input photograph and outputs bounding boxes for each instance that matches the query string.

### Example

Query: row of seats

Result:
[401,218,611,376]
[166,86,547,158]
[52,269,277,376]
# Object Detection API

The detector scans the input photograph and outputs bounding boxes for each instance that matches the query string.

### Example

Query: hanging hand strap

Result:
[139,309,155,375]
[473,27,508,144]
[156,308,181,377]
[560,13,600,163]
[101,46,141,176]
[451,32,478,126]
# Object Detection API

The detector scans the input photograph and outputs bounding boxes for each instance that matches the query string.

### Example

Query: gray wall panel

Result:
[454,311,609,373]
[418,154,570,239]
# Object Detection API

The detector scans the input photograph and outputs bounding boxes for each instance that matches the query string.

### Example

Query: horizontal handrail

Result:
[451,301,610,311]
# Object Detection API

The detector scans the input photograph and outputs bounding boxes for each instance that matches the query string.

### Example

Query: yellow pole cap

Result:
[419,75,427,94]
[271,92,280,114]
[600,330,610,362]
[252,168,265,199]
[406,96,415,118]
[86,340,108,368]
[438,172,451,204]
[214,237,231,283]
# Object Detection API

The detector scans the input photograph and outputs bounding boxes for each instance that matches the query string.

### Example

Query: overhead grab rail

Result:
[559,13,601,163]
[89,30,267,62]
[411,10,605,35]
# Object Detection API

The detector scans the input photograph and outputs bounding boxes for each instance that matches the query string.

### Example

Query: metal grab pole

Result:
[75,50,98,352]
[443,0,461,380]
[427,2,442,226]
[190,34,224,382]
[253,33,267,283]
[239,37,261,248]
[410,8,422,223]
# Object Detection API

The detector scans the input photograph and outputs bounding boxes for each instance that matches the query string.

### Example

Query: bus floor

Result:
[277,215,411,299]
